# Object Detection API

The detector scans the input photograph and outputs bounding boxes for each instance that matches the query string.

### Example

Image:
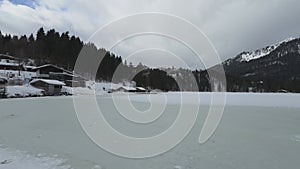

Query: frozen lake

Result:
[0,93,300,169]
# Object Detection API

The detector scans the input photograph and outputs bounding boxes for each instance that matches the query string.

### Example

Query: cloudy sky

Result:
[0,0,299,68]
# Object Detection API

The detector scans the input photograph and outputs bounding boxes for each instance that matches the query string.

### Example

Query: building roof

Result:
[32,64,73,74]
[136,87,146,91]
[117,86,136,91]
[49,71,81,78]
[0,54,18,60]
[30,79,66,86]
[24,65,37,69]
[0,62,20,66]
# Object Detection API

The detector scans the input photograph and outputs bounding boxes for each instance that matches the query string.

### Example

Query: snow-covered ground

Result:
[62,81,132,96]
[4,81,120,98]
[6,85,44,98]
[61,86,95,95]
[0,93,299,169]
[0,146,72,169]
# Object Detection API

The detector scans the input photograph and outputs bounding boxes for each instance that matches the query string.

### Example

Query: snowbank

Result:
[61,86,95,95]
[6,85,44,98]
[65,81,123,95]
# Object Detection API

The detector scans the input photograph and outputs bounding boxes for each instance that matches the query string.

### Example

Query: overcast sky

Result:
[0,0,299,69]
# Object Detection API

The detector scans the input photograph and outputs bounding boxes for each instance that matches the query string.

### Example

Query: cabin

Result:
[30,79,65,96]
[0,54,23,72]
[32,64,72,78]
[49,72,86,87]
[0,62,24,72]
[0,54,36,82]
[32,64,86,87]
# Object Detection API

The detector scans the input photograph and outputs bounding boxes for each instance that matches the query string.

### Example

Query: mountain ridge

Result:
[221,36,300,92]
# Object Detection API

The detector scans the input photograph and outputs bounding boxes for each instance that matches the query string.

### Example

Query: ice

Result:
[120,92,300,108]
[0,93,299,169]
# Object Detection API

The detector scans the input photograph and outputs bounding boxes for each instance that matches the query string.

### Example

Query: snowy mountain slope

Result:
[221,37,300,92]
[224,37,298,65]
[239,37,296,62]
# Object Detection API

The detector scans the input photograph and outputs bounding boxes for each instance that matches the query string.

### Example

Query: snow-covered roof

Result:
[0,62,20,66]
[30,79,66,86]
[0,54,18,60]
[136,87,146,91]
[117,86,136,91]
[33,64,72,74]
[33,64,59,70]
[24,65,37,69]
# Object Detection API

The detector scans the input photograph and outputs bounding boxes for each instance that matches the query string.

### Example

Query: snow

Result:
[6,85,44,97]
[87,81,120,90]
[66,81,146,95]
[117,86,136,91]
[240,37,296,62]
[32,64,61,70]
[0,62,19,66]
[30,79,66,86]
[0,147,72,169]
[87,81,135,92]
[61,86,95,95]
[136,87,146,91]
[0,93,299,169]
[61,81,121,95]
[24,65,37,69]
[95,82,123,91]
[56,81,143,96]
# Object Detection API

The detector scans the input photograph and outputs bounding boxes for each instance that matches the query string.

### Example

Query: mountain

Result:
[222,37,300,92]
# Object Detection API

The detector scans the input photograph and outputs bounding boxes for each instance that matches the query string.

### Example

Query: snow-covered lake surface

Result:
[0,93,300,169]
